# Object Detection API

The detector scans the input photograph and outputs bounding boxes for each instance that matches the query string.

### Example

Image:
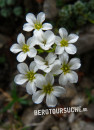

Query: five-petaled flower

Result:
[34,30,55,50]
[51,52,81,85]
[23,12,52,32]
[10,12,81,107]
[55,28,79,55]
[10,33,37,62]
[32,73,66,107]
[34,53,60,73]
[14,62,43,95]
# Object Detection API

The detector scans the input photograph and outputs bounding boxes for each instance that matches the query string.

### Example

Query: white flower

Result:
[23,12,52,32]
[10,33,37,62]
[34,53,60,73]
[55,28,79,55]
[14,62,43,95]
[51,52,81,85]
[32,73,66,107]
[34,30,55,50]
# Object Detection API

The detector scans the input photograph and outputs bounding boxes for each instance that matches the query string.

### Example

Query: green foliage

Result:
[0,0,23,18]
[88,0,94,11]
[73,1,86,15]
[6,0,16,6]
[56,0,94,31]
[0,83,31,113]
[85,88,94,103]
[13,6,23,16]
[0,56,6,63]
[0,8,11,17]
[0,0,6,8]
[37,44,56,54]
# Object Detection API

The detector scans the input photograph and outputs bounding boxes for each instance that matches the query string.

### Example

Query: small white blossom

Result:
[51,52,81,85]
[34,53,60,73]
[34,30,55,50]
[14,62,43,95]
[32,73,66,107]
[23,12,52,32]
[55,28,79,55]
[10,33,37,62]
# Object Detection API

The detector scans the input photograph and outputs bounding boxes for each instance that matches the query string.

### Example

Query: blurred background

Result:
[0,0,94,130]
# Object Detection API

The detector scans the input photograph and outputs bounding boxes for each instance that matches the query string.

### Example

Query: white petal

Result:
[52,86,66,97]
[32,90,45,104]
[34,55,45,65]
[26,81,36,95]
[23,23,34,32]
[67,71,78,83]
[17,52,27,62]
[14,74,28,85]
[69,58,81,70]
[17,33,25,46]
[50,60,61,69]
[51,64,62,75]
[45,73,54,85]
[45,31,55,44]
[55,46,64,55]
[44,67,51,73]
[33,30,44,42]
[17,63,29,74]
[68,34,79,43]
[59,52,69,64]
[42,23,52,30]
[59,73,68,85]
[45,53,57,65]
[55,36,61,45]
[10,44,21,53]
[27,37,36,47]
[29,61,38,72]
[65,44,77,54]
[27,47,37,58]
[35,74,46,89]
[39,44,51,50]
[37,12,45,23]
[37,64,47,70]
[46,94,57,107]
[26,13,36,24]
[59,28,68,38]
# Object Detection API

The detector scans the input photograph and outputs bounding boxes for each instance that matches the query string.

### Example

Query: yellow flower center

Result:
[34,23,42,30]
[25,71,35,81]
[45,61,48,65]
[43,84,53,94]
[60,39,68,47]
[22,44,29,53]
[61,63,70,75]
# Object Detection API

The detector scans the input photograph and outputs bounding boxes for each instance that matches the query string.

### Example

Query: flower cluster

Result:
[10,12,81,107]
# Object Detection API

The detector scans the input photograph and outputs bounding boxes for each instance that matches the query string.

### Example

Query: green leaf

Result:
[0,56,6,63]
[37,48,45,54]
[0,100,15,113]
[0,0,6,8]
[18,98,30,105]
[11,83,19,100]
[13,6,23,16]
[1,8,11,18]
[6,0,16,6]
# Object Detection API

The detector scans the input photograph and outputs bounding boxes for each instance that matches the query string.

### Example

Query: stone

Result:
[76,25,94,54]
[70,94,87,106]
[51,126,59,130]
[21,105,41,125]
[43,0,57,19]
[84,103,94,119]
[68,113,75,123]
[71,120,94,130]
